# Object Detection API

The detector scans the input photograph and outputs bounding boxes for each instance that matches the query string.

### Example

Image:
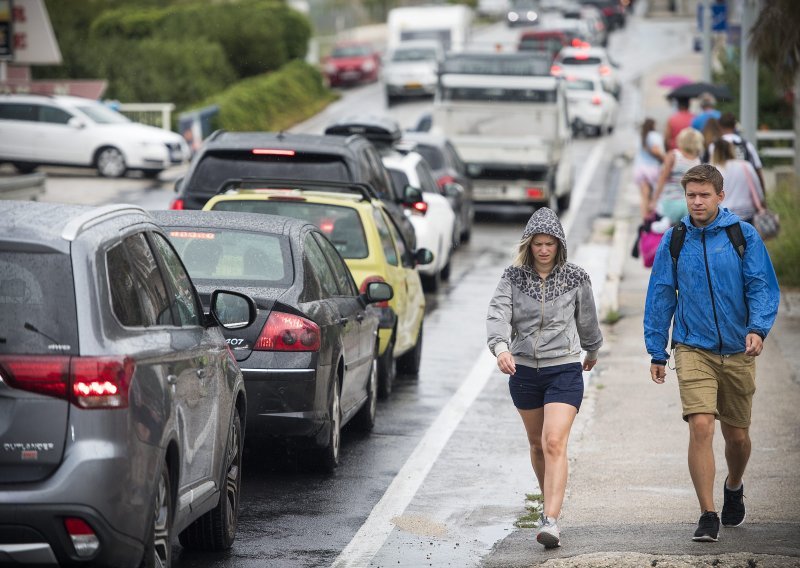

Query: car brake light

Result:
[255,312,320,352]
[319,218,335,234]
[71,357,135,409]
[0,355,70,399]
[575,52,589,60]
[170,198,185,210]
[410,200,428,215]
[526,187,544,198]
[592,94,602,105]
[252,149,296,156]
[359,276,390,308]
[436,175,456,189]
[64,518,100,558]
[599,65,611,76]
[550,65,562,75]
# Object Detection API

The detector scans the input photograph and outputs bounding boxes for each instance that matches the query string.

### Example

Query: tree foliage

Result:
[748,0,800,87]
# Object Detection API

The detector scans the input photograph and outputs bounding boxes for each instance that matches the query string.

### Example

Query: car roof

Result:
[209,189,378,214]
[205,131,368,156]
[0,94,100,106]
[402,131,449,148]
[150,209,315,237]
[382,151,422,172]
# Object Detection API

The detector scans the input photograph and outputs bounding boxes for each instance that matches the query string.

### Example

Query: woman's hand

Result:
[582,356,597,371]
[497,352,516,375]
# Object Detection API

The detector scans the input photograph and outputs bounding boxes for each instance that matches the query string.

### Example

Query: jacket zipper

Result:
[701,231,724,353]
[533,278,545,369]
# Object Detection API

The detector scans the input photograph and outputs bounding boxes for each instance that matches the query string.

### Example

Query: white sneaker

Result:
[536,517,561,549]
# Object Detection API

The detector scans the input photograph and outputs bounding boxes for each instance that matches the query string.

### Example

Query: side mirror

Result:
[174,176,184,193]
[210,290,257,329]
[68,117,86,129]
[442,182,463,198]
[363,281,394,304]
[403,184,423,205]
[414,248,434,266]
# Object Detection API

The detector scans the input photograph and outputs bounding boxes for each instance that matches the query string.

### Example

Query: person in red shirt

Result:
[664,97,695,151]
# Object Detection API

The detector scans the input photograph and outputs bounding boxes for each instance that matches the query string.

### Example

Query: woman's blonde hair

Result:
[676,127,705,157]
[513,233,566,268]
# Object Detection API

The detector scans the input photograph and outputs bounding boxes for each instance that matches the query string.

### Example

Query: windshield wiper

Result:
[24,322,61,345]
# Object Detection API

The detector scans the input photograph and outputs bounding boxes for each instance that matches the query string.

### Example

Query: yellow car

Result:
[203,181,432,398]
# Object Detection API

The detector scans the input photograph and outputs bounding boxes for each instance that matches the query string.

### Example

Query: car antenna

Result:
[277,131,285,140]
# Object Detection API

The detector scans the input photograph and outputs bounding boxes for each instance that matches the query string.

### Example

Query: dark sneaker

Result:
[692,511,720,542]
[721,479,746,527]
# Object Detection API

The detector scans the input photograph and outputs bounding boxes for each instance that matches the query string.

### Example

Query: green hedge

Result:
[766,180,800,288]
[199,60,339,132]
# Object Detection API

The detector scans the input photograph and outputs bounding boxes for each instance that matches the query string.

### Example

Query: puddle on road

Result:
[391,514,448,538]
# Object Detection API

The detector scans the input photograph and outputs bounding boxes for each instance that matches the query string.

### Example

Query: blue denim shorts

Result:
[508,363,585,411]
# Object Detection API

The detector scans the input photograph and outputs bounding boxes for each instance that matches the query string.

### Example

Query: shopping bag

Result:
[639,230,662,268]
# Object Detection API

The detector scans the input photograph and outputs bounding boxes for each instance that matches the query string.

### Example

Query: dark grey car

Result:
[0,202,256,567]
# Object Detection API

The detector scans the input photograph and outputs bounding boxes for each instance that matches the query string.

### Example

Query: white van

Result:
[387,4,473,53]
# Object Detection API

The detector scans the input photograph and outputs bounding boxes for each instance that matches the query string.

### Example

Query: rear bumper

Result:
[471,178,552,204]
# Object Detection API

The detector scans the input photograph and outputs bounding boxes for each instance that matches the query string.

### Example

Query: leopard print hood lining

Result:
[522,207,567,258]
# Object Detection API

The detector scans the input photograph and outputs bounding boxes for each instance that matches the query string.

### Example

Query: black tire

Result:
[178,412,243,551]
[12,162,38,174]
[441,256,452,281]
[396,321,423,375]
[95,146,127,178]
[352,355,378,431]
[142,169,163,180]
[316,379,341,473]
[377,332,396,399]
[140,463,172,568]
[421,269,441,292]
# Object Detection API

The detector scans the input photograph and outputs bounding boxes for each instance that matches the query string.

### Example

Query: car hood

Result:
[330,56,371,67]
[385,61,437,73]
[96,121,186,143]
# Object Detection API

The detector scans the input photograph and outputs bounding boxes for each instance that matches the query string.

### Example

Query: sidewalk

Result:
[481,11,800,568]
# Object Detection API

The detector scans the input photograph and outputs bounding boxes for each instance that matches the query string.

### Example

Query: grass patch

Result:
[766,180,800,288]
[603,224,616,237]
[603,309,622,325]
[596,383,605,390]
[515,493,544,529]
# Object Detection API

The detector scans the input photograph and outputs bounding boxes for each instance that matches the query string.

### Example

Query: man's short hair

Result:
[681,164,724,194]
[699,92,717,109]
[719,112,737,130]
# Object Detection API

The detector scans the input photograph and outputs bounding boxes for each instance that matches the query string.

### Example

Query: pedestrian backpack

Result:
[669,222,746,289]
[702,137,753,166]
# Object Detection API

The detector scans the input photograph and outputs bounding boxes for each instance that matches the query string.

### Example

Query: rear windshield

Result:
[189,152,352,196]
[209,201,369,260]
[332,45,372,58]
[441,87,557,103]
[165,228,293,287]
[0,251,78,355]
[414,144,444,170]
[561,56,602,65]
[441,56,551,76]
[519,37,565,53]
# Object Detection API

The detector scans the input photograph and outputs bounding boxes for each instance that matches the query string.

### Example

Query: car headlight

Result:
[527,11,537,21]
[508,12,519,21]
[362,60,376,72]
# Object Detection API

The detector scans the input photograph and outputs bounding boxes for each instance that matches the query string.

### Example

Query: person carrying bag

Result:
[743,163,780,240]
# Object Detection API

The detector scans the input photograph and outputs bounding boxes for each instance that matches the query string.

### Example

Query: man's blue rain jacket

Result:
[644,207,780,362]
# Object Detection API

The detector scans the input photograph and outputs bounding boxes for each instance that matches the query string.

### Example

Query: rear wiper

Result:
[24,322,61,345]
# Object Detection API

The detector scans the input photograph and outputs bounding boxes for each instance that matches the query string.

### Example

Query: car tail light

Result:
[0,355,70,399]
[71,357,135,409]
[436,175,456,190]
[599,65,611,76]
[360,276,390,308]
[602,6,615,16]
[252,149,296,156]
[63,518,100,558]
[255,312,320,352]
[170,198,185,210]
[319,218,335,234]
[526,187,544,198]
[550,65,562,76]
[592,95,602,105]
[406,200,428,216]
[575,52,589,60]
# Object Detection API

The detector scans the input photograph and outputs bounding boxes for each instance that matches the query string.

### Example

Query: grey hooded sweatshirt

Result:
[486,207,603,368]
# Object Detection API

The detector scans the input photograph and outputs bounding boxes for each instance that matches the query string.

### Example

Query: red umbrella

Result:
[657,74,693,88]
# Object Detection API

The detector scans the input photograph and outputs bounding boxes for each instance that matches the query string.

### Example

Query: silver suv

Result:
[0,202,256,566]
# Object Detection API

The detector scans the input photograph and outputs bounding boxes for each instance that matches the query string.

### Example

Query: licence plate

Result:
[404,82,423,89]
[474,186,506,198]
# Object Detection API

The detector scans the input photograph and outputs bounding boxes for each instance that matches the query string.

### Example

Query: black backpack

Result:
[669,222,746,289]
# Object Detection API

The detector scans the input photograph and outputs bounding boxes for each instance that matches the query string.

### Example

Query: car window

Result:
[73,103,130,124]
[149,233,202,327]
[445,142,466,174]
[372,207,398,266]
[561,56,602,65]
[314,233,358,296]
[167,227,292,286]
[332,44,372,58]
[388,168,409,197]
[565,79,594,91]
[364,146,395,201]
[304,234,339,298]
[107,242,146,327]
[209,200,368,260]
[416,162,439,194]
[415,144,445,170]
[0,251,79,355]
[39,105,73,125]
[383,209,414,268]
[0,103,37,121]
[442,87,557,103]
[121,233,175,327]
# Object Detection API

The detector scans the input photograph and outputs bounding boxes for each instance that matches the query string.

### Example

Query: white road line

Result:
[560,141,607,237]
[331,349,498,568]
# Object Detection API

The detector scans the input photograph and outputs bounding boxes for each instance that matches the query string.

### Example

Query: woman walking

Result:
[710,138,765,224]
[486,207,603,549]
[650,127,704,223]
[633,118,665,219]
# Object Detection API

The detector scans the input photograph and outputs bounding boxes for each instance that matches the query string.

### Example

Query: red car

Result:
[322,41,381,87]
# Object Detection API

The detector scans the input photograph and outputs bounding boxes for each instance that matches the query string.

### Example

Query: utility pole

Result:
[701,0,712,83]
[740,0,759,146]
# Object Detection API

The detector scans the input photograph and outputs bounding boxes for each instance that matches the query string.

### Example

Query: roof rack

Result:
[61,204,148,242]
[216,178,379,202]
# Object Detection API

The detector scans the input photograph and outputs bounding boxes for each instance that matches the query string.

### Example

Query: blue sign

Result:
[697,2,728,33]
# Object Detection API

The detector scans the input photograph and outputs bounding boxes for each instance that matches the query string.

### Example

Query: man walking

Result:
[643,164,779,542]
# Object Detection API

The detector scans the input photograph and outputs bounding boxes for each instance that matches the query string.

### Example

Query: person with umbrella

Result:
[691,92,721,133]
[664,98,694,151]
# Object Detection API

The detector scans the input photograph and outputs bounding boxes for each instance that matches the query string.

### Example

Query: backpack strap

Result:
[725,222,747,259]
[669,222,686,290]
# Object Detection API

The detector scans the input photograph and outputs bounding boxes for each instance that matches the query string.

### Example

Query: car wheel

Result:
[96,146,127,178]
[178,411,242,551]
[140,463,172,568]
[316,378,341,473]
[377,331,396,399]
[12,162,38,174]
[396,321,423,376]
[441,254,452,281]
[353,354,378,431]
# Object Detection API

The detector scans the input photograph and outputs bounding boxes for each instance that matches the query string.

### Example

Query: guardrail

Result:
[756,130,795,161]
[117,103,176,130]
[0,173,46,201]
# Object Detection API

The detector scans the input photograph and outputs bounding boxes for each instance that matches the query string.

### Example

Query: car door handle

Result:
[337,317,349,326]
[196,369,206,379]
[166,374,178,385]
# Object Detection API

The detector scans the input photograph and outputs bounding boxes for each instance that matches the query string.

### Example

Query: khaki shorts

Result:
[674,344,756,428]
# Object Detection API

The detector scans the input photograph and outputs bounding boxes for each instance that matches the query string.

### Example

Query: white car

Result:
[551,46,621,98]
[382,151,455,292]
[563,74,619,136]
[382,40,444,106]
[0,94,189,178]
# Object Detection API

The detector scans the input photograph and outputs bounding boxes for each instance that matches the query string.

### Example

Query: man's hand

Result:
[497,352,516,375]
[582,356,597,372]
[650,363,666,384]
[745,332,763,356]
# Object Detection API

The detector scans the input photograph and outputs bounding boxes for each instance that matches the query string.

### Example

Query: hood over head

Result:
[521,207,568,260]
